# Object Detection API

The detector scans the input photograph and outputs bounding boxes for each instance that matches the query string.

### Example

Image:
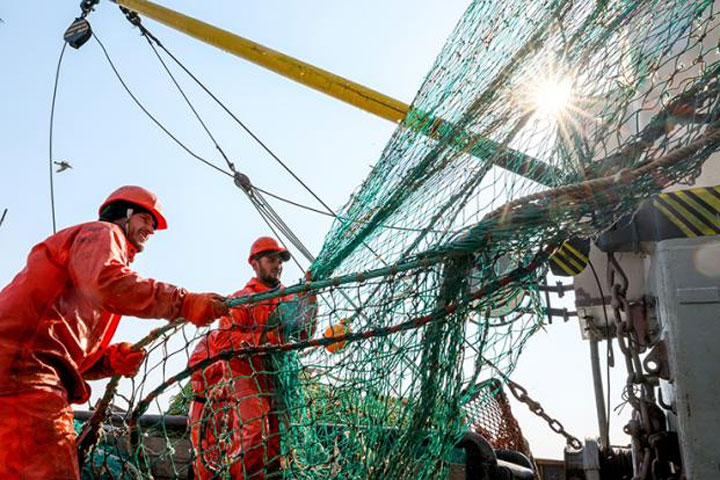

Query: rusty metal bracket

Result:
[644,340,671,381]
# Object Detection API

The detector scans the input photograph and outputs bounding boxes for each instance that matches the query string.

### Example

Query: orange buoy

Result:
[323,319,351,353]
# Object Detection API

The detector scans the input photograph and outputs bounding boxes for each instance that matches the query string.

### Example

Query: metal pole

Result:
[589,337,609,449]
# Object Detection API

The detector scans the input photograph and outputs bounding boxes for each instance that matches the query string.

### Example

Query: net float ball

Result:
[324,320,351,353]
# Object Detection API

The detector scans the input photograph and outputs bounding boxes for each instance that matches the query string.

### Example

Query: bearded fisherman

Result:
[188,236,317,479]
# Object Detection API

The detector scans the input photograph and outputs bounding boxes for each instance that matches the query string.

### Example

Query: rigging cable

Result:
[92,32,233,179]
[139,26,237,174]
[140,28,315,262]
[49,43,68,234]
[137,23,337,216]
[129,17,390,267]
[93,29,314,268]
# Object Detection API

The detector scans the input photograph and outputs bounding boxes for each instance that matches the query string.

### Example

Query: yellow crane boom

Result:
[111,0,408,123]
[110,0,560,186]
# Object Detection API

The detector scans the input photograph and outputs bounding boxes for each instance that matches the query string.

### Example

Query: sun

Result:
[531,76,573,118]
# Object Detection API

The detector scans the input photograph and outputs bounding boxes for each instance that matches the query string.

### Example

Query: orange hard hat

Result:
[248,236,290,264]
[324,319,350,354]
[99,186,168,230]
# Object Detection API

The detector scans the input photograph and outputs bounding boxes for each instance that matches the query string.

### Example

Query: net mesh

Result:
[463,380,530,457]
[80,0,720,478]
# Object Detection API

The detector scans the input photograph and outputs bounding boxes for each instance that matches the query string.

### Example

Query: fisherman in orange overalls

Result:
[189,237,317,479]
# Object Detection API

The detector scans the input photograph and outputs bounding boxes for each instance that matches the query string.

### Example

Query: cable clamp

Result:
[234,172,253,192]
[119,6,143,27]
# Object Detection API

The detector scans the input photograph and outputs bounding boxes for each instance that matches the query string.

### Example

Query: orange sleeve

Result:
[189,334,229,395]
[67,223,186,320]
[228,305,254,329]
[228,306,259,346]
[81,351,114,380]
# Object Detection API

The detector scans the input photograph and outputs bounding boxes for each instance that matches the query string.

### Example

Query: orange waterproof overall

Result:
[0,222,186,479]
[189,278,290,480]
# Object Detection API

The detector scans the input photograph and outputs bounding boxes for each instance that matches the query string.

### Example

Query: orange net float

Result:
[323,319,351,353]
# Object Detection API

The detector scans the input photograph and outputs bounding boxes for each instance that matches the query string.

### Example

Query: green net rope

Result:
[81,0,720,478]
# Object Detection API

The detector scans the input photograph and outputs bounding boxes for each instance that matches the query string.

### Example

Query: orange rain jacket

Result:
[187,275,290,405]
[216,277,291,378]
[0,221,186,404]
[188,278,290,479]
[188,332,231,479]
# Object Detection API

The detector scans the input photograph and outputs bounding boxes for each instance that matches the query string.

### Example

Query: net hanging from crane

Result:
[80,0,720,478]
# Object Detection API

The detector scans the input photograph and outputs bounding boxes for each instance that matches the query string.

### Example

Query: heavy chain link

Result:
[506,379,583,450]
[607,253,679,480]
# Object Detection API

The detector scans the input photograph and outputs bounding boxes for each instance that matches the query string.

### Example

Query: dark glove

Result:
[106,342,146,377]
[182,293,229,327]
[273,293,318,339]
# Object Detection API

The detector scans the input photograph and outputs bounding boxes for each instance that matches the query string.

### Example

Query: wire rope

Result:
[131,19,390,267]
[92,32,233,179]
[49,42,68,234]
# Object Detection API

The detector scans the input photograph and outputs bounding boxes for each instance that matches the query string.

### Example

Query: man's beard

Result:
[259,272,280,288]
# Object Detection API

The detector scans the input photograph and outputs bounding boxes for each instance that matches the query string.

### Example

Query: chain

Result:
[607,253,679,480]
[506,378,583,450]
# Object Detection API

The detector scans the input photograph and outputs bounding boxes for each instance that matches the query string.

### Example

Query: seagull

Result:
[54,160,73,173]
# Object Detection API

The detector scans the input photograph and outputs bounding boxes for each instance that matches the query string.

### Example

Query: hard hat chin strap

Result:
[122,207,135,236]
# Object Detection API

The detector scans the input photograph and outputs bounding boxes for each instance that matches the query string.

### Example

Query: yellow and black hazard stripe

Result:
[549,238,590,277]
[64,19,90,38]
[599,185,720,252]
[652,186,720,238]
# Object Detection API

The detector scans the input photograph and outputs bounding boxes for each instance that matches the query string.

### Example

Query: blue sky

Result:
[0,1,629,459]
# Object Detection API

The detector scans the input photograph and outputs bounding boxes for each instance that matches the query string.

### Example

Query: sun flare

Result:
[531,77,573,118]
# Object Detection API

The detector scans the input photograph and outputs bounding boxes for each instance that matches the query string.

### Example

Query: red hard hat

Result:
[98,186,168,230]
[248,236,290,264]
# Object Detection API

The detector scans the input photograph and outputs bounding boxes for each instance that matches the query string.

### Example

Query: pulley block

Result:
[64,18,92,49]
